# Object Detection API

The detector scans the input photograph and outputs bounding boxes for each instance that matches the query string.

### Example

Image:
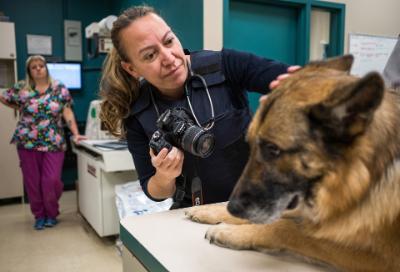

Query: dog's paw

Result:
[185,205,225,224]
[205,224,252,250]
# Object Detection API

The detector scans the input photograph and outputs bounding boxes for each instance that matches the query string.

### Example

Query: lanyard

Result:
[184,62,215,130]
[150,62,215,131]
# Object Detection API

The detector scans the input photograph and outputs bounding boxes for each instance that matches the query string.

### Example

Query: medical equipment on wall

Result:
[85,15,117,58]
[85,100,115,140]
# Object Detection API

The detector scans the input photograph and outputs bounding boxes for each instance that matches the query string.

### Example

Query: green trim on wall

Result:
[311,0,344,9]
[311,1,346,57]
[223,0,345,65]
[222,0,230,46]
[300,2,311,65]
[120,224,168,272]
[114,0,203,51]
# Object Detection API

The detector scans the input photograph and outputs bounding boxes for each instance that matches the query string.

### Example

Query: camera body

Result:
[149,108,215,158]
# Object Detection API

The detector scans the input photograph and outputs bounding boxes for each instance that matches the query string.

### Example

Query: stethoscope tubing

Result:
[150,61,215,131]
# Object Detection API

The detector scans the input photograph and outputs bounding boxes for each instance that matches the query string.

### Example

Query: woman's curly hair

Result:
[99,6,156,137]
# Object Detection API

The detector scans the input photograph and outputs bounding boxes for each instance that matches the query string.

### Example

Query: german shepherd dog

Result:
[185,55,400,272]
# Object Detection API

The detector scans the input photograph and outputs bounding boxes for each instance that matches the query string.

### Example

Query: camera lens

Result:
[196,133,215,158]
[181,125,215,158]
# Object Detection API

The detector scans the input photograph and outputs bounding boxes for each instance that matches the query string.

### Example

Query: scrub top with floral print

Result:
[1,80,73,152]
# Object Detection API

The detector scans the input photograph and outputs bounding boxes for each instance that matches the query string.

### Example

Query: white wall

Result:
[203,0,223,50]
[328,0,400,52]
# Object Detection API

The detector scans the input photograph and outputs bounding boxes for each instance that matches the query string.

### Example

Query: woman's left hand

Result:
[260,65,302,103]
[269,65,302,90]
[71,134,87,145]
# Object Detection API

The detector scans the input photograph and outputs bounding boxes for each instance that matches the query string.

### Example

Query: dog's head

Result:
[228,55,385,224]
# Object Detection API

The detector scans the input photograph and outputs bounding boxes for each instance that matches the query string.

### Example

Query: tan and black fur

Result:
[185,55,400,272]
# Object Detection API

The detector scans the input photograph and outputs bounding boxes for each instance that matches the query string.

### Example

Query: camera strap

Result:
[191,158,203,206]
[191,176,203,206]
[170,174,187,209]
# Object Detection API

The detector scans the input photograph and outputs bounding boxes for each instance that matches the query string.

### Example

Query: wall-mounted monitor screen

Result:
[47,63,82,90]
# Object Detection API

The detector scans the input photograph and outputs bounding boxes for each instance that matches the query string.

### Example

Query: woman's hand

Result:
[150,147,184,181]
[71,134,87,145]
[261,65,302,103]
[0,96,19,110]
[147,147,185,199]
[269,65,302,90]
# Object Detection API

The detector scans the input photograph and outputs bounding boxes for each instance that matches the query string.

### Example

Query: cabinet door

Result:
[76,153,103,235]
[0,105,23,199]
[0,22,17,59]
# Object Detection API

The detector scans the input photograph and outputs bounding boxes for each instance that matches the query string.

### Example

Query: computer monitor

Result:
[47,63,82,90]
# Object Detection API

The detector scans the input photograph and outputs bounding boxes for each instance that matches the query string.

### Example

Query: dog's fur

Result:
[185,55,400,272]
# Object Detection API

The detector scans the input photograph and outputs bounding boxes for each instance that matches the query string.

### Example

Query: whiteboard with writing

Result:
[349,33,397,77]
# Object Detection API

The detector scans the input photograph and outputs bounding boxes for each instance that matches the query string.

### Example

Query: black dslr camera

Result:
[149,108,215,158]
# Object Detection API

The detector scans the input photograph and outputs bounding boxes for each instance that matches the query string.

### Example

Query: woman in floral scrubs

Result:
[0,55,86,230]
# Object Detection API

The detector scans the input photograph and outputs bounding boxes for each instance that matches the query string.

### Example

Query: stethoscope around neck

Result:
[150,61,215,131]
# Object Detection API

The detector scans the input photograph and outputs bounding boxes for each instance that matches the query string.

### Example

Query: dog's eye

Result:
[258,140,281,160]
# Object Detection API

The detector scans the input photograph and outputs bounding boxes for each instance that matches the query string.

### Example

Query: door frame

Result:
[222,0,345,65]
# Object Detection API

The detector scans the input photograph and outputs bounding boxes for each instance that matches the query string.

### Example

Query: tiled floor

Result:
[0,191,122,272]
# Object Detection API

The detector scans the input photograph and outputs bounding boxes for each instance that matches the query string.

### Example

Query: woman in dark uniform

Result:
[100,6,292,208]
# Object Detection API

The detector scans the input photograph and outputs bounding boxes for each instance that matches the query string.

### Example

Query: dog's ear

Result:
[307,55,354,72]
[309,72,384,142]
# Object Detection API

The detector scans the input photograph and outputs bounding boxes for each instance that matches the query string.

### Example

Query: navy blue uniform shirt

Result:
[124,48,288,207]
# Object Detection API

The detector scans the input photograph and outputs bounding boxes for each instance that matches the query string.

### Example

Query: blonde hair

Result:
[24,55,52,90]
[99,6,156,137]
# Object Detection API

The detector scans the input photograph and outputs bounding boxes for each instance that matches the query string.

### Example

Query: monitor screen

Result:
[47,63,82,90]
